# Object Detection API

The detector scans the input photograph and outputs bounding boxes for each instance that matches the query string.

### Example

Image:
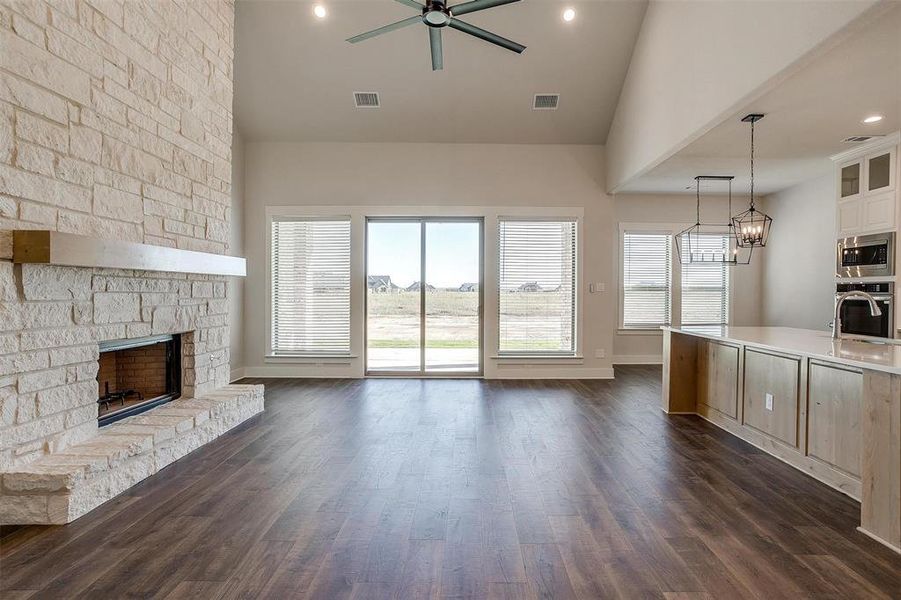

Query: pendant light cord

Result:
[695,179,701,225]
[749,119,756,211]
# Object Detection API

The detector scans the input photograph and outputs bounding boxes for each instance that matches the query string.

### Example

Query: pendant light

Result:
[675,176,752,265]
[732,114,773,247]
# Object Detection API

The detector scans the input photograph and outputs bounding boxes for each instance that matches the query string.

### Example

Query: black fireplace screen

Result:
[97,334,181,426]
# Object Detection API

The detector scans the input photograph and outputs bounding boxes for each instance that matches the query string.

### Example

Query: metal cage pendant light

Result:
[675,176,752,265]
[732,114,773,248]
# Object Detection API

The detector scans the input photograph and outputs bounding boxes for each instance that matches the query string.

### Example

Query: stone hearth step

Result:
[0,384,264,525]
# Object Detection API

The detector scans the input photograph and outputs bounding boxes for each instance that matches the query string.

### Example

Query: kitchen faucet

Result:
[833,291,882,339]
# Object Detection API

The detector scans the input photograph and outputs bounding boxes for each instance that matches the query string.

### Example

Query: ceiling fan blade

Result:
[447,18,525,53]
[395,0,424,8]
[450,0,520,17]
[347,15,422,43]
[429,28,444,70]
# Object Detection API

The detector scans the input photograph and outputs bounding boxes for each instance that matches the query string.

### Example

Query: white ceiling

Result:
[619,4,901,195]
[234,0,648,143]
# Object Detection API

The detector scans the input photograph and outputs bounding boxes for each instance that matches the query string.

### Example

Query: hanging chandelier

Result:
[675,175,752,265]
[732,114,773,248]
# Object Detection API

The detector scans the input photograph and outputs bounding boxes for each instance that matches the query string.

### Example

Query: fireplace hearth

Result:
[97,335,182,426]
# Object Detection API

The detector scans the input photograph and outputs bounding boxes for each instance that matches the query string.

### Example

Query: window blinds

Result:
[271,218,351,354]
[622,232,672,328]
[681,234,729,326]
[498,219,577,354]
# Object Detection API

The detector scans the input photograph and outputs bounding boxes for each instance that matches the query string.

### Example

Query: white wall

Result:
[612,193,763,362]
[229,131,245,379]
[605,0,877,193]
[759,174,835,330]
[243,142,617,379]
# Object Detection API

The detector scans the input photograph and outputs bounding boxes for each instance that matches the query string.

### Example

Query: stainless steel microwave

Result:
[836,232,895,279]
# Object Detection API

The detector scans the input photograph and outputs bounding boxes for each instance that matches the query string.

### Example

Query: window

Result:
[680,234,729,326]
[622,232,672,328]
[270,218,351,355]
[498,219,577,354]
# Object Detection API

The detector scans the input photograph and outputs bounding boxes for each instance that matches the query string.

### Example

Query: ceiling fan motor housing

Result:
[423,0,450,27]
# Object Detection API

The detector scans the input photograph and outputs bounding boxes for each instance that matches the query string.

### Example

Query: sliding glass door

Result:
[366,218,482,375]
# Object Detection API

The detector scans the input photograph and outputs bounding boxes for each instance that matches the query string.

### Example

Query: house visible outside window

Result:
[270,218,351,355]
[498,219,577,354]
[620,227,729,329]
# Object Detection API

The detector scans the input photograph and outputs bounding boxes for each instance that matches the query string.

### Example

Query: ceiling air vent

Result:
[353,92,380,108]
[533,94,560,110]
[843,135,884,143]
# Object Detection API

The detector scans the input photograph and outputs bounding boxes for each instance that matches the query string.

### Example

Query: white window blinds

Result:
[271,218,351,355]
[681,234,729,326]
[622,232,672,328]
[498,219,577,354]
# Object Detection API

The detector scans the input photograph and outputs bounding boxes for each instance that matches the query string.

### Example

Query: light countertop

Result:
[663,325,901,375]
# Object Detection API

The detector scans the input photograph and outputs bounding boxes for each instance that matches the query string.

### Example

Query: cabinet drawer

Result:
[743,348,801,447]
[807,361,862,478]
[698,340,740,419]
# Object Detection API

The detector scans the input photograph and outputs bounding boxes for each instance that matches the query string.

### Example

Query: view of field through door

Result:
[366,218,482,375]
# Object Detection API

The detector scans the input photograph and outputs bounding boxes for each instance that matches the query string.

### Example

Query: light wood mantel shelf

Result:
[11,230,246,277]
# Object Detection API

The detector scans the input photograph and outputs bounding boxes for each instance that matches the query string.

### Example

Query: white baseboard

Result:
[241,366,616,380]
[491,367,615,379]
[229,367,246,382]
[612,354,662,365]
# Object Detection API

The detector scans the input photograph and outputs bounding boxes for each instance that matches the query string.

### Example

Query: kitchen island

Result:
[663,326,900,554]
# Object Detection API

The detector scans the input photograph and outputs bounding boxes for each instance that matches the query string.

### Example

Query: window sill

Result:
[265,354,357,364]
[491,354,584,365]
[617,328,665,336]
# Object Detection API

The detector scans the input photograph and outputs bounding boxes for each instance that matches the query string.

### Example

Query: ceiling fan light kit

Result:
[347,0,526,71]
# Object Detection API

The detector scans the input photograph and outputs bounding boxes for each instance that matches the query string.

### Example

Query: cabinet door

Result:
[697,340,739,419]
[837,198,862,236]
[743,348,801,447]
[861,192,896,233]
[839,159,862,200]
[864,147,896,195]
[807,361,862,478]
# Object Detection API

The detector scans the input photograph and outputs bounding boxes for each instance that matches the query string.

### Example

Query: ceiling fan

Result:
[347,0,526,71]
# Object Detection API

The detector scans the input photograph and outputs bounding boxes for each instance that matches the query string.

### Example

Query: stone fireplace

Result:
[97,334,182,425]
[0,0,254,525]
[0,260,261,525]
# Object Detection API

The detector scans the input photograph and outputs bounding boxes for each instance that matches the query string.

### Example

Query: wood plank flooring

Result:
[2,367,899,599]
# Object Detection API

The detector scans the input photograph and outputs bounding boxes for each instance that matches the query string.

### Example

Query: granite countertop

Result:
[664,325,901,375]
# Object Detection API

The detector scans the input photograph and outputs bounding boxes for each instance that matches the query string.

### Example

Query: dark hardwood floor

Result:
[2,366,899,599]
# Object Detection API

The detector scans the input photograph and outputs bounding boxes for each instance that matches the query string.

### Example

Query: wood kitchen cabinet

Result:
[807,361,862,478]
[697,340,740,420]
[743,348,802,447]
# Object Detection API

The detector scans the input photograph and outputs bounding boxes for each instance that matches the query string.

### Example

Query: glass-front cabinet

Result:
[834,138,899,237]
[840,160,861,199]
[866,148,895,195]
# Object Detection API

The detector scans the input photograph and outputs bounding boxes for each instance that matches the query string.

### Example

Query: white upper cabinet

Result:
[833,136,900,237]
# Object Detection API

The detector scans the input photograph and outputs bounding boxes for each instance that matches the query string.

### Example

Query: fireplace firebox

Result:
[97,334,181,426]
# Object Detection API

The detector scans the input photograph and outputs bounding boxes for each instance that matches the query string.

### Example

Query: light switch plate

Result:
[765,393,774,411]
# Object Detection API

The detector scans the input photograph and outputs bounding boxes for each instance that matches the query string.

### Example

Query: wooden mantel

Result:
[11,230,246,277]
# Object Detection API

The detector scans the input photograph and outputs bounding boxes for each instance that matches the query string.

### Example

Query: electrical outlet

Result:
[595,349,606,358]
[765,393,774,411]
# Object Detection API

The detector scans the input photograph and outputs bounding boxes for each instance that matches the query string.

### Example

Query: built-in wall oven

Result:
[835,282,894,338]
[836,232,895,278]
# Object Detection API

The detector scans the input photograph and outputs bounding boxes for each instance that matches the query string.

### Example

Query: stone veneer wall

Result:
[0,0,235,469]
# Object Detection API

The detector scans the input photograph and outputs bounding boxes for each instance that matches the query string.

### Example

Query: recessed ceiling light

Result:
[313,4,327,19]
[562,8,576,22]
[862,114,884,124]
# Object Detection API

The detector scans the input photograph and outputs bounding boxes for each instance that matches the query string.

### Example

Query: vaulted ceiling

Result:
[234,0,648,143]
